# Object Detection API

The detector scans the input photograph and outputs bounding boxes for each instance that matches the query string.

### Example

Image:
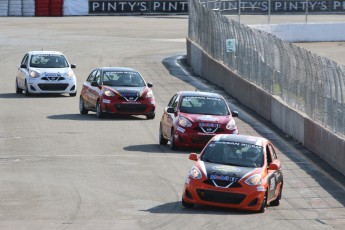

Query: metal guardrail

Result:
[189,0,345,136]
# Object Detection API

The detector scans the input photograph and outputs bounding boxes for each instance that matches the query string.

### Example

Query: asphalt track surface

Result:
[0,16,344,230]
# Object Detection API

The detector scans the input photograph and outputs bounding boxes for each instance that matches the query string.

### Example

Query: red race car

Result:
[159,91,239,149]
[182,134,283,213]
[79,67,156,119]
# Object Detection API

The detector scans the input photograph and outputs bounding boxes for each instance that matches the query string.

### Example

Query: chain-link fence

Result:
[188,0,345,137]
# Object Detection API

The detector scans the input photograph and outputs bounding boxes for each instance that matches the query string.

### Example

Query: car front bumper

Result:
[27,77,77,94]
[183,178,265,211]
[101,98,156,115]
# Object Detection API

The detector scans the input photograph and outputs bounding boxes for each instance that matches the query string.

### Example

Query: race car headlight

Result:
[67,70,75,78]
[245,174,262,186]
[226,119,236,130]
[189,166,202,179]
[145,90,153,98]
[178,116,192,127]
[29,70,40,78]
[104,90,115,97]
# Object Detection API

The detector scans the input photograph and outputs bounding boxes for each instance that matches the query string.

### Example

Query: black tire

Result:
[270,184,282,206]
[96,100,105,119]
[15,79,22,94]
[146,112,155,120]
[182,196,194,208]
[79,97,88,115]
[159,124,168,145]
[170,129,177,150]
[24,80,30,96]
[70,92,77,97]
[258,191,267,213]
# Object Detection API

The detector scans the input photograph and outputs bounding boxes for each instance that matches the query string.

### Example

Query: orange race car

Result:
[182,134,283,213]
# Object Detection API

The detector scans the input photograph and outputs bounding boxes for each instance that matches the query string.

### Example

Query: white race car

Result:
[16,50,77,96]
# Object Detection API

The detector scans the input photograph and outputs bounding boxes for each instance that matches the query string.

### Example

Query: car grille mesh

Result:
[196,189,246,204]
[38,83,69,91]
[115,104,148,112]
[203,179,242,188]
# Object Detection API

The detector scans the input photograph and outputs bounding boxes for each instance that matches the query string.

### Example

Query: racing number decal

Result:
[267,172,278,200]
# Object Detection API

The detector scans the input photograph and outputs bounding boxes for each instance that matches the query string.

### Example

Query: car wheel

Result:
[70,92,77,97]
[79,97,88,115]
[15,79,22,94]
[258,191,267,213]
[24,80,30,96]
[270,184,283,206]
[182,196,194,208]
[159,124,168,145]
[170,129,177,150]
[146,112,155,120]
[96,100,105,119]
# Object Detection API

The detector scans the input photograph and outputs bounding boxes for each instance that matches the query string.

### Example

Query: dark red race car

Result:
[182,134,284,213]
[79,67,156,119]
[159,91,239,150]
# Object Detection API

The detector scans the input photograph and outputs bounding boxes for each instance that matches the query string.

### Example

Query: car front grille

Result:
[115,104,148,112]
[191,135,213,144]
[41,77,65,81]
[194,127,225,133]
[203,179,242,188]
[196,189,246,204]
[38,83,69,91]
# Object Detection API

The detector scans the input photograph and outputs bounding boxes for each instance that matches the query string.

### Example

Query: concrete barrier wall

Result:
[271,96,305,144]
[304,119,345,176]
[187,38,345,177]
[249,23,345,42]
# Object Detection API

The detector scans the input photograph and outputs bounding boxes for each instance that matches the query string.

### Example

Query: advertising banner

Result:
[89,0,188,13]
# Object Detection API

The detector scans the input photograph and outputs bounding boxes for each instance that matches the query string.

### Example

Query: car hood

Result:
[30,67,71,77]
[105,86,147,97]
[180,113,231,124]
[199,161,259,182]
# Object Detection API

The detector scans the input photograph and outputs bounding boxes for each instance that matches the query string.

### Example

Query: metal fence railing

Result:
[188,0,345,137]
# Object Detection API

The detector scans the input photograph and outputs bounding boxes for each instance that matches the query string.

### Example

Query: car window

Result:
[168,94,178,107]
[266,145,273,165]
[87,70,97,82]
[201,141,264,167]
[30,54,68,68]
[21,54,29,66]
[95,71,101,85]
[268,144,277,160]
[102,71,145,87]
[179,96,229,115]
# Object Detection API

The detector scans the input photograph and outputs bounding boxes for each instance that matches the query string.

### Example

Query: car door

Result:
[82,69,99,109]
[17,53,29,88]
[161,93,179,139]
[265,143,282,201]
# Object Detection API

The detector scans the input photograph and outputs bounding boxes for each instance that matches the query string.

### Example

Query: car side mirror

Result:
[189,153,198,161]
[147,82,153,88]
[268,162,279,170]
[71,64,76,69]
[232,111,239,117]
[91,81,98,87]
[166,107,175,113]
[20,64,27,68]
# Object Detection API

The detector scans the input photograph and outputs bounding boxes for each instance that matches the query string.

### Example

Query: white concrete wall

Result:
[249,23,345,42]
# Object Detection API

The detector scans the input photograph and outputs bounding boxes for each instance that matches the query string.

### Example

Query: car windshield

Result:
[102,71,145,87]
[179,96,229,115]
[200,141,264,167]
[30,54,68,68]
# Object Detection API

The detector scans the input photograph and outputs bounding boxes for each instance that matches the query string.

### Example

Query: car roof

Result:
[28,51,64,55]
[212,134,267,147]
[178,91,223,98]
[99,67,138,72]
